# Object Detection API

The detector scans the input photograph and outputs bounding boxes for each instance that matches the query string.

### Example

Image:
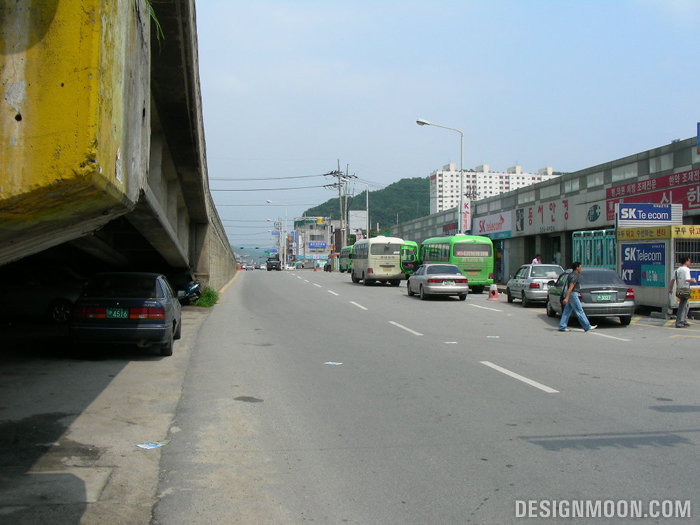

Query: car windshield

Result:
[531,265,562,278]
[427,265,461,275]
[579,270,625,285]
[83,275,158,298]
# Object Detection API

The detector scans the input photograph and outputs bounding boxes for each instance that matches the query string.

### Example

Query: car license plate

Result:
[106,308,129,319]
[443,280,455,286]
[595,294,612,302]
[466,271,478,276]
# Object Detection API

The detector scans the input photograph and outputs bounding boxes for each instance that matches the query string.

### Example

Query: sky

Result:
[193,0,700,255]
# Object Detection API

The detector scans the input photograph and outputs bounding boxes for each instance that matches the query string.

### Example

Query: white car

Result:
[406,264,469,301]
[506,264,563,306]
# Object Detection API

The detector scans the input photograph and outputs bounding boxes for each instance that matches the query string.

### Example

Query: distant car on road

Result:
[406,264,469,301]
[546,268,635,326]
[506,264,563,306]
[70,272,183,356]
[266,256,282,271]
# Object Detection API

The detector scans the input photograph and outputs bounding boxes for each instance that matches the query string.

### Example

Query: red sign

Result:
[606,168,700,221]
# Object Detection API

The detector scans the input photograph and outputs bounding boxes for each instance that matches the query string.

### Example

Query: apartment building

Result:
[429,163,560,214]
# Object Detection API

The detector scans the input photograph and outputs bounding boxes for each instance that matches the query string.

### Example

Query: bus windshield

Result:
[370,243,402,255]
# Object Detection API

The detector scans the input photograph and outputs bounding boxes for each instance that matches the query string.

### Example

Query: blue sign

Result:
[618,203,672,223]
[309,242,326,248]
[619,242,665,286]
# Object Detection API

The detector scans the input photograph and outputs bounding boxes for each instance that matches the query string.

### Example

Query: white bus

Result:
[350,236,407,286]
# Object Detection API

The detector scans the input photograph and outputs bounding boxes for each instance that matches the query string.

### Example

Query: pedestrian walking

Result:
[531,254,542,265]
[558,261,597,332]
[669,256,696,328]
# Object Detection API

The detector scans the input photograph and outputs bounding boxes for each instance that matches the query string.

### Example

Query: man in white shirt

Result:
[669,256,696,328]
[531,254,541,265]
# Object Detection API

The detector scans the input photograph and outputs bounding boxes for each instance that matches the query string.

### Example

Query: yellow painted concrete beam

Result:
[0,0,149,237]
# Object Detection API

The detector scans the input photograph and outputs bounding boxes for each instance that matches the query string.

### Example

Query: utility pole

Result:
[323,166,345,253]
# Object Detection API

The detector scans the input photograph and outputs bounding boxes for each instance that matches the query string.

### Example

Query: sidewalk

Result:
[0,306,211,525]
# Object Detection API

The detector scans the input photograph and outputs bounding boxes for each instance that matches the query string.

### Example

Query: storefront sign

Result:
[473,211,512,239]
[616,227,671,240]
[514,199,570,236]
[606,168,700,220]
[619,242,666,287]
[616,204,678,228]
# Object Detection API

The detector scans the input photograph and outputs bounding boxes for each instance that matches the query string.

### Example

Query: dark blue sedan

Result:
[70,272,183,356]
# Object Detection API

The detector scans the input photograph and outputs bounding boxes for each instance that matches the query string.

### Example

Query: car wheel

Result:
[472,286,484,294]
[363,275,373,286]
[619,315,632,326]
[420,286,428,300]
[351,272,360,284]
[160,327,174,357]
[546,299,556,318]
[391,280,400,287]
[174,316,182,340]
[407,281,414,296]
[521,292,529,307]
[47,299,73,324]
[458,293,467,301]
[506,288,514,303]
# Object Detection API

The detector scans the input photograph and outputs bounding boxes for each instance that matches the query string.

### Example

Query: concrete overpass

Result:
[0,0,235,290]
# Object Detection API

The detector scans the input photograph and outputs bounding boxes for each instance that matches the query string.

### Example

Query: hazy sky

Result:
[194,0,700,251]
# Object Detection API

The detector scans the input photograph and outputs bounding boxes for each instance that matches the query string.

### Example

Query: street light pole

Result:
[354,180,370,239]
[417,118,465,234]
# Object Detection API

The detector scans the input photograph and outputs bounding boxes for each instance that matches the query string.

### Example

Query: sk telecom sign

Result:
[474,211,512,239]
[615,203,681,228]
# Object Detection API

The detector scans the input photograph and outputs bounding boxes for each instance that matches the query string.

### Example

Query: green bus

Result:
[339,245,353,273]
[400,240,419,276]
[419,235,494,293]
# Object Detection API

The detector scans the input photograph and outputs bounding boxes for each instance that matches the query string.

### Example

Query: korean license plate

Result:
[466,271,479,276]
[595,294,612,302]
[443,280,455,286]
[106,308,128,319]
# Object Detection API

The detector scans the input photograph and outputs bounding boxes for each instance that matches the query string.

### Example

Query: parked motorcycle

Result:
[178,280,202,305]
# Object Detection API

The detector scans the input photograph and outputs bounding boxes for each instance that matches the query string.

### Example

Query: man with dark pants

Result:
[669,256,696,328]
[558,261,597,333]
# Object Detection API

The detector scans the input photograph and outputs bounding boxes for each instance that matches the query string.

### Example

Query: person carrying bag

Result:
[669,257,696,328]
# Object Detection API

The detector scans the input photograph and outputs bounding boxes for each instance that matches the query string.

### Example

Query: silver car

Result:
[406,264,469,301]
[546,268,635,326]
[506,264,563,306]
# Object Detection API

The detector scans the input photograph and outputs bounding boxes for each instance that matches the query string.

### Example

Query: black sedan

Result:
[70,272,183,356]
[546,268,635,326]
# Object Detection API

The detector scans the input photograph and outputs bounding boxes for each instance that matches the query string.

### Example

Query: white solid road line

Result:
[314,284,322,288]
[469,304,503,312]
[350,301,368,311]
[587,331,631,342]
[480,361,559,393]
[389,321,423,336]
[328,290,339,296]
[565,328,631,342]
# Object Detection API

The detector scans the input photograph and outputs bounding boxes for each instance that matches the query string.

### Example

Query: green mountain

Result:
[302,177,430,231]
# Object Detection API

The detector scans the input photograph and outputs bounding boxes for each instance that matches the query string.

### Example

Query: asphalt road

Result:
[151,270,700,524]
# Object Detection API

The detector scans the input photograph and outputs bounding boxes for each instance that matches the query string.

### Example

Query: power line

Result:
[210,173,329,181]
[211,184,329,192]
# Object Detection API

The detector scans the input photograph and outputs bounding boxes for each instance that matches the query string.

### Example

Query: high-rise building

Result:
[429,163,560,214]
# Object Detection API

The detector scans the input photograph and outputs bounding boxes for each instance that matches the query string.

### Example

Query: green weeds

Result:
[192,286,218,308]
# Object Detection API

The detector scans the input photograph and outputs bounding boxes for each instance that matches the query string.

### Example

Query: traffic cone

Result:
[487,284,499,301]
